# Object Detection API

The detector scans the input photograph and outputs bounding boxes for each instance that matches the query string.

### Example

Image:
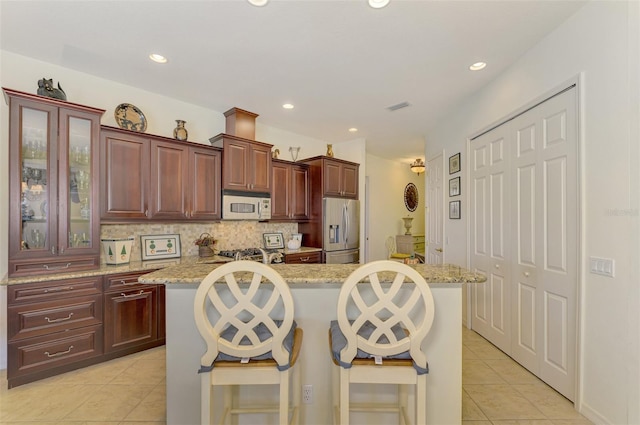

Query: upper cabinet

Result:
[271,159,310,221]
[209,134,272,194]
[100,126,222,222]
[302,156,359,199]
[4,88,105,277]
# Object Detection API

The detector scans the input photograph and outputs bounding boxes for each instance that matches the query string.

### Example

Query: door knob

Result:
[495,264,500,269]
[435,248,443,252]
[524,272,530,277]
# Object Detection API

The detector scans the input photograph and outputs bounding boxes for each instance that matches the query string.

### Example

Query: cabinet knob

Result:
[524,272,530,277]
[145,209,149,217]
[495,264,500,269]
[51,246,56,255]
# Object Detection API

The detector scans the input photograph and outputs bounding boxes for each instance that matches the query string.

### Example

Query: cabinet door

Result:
[341,163,359,199]
[271,162,291,220]
[222,139,251,190]
[150,140,188,219]
[104,286,158,353]
[323,160,343,197]
[250,143,272,192]
[189,147,222,220]
[290,164,310,220]
[100,130,150,220]
[59,108,102,256]
[9,98,59,264]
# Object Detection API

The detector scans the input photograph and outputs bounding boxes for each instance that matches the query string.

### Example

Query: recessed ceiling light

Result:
[469,62,487,71]
[368,0,390,9]
[349,128,358,133]
[282,103,294,109]
[149,53,167,64]
[248,0,268,6]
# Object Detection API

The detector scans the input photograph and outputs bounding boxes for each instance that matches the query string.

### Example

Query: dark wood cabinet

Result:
[284,251,322,264]
[6,270,166,388]
[103,271,164,355]
[271,159,309,221]
[302,156,359,199]
[210,133,272,193]
[6,276,104,388]
[4,88,104,277]
[101,126,222,222]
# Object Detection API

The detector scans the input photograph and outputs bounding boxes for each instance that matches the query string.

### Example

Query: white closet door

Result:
[469,124,511,353]
[427,154,444,264]
[470,87,577,401]
[510,89,577,400]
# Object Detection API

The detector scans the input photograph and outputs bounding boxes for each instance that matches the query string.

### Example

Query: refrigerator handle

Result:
[344,204,349,244]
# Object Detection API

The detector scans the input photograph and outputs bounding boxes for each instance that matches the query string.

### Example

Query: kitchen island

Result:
[140,263,485,425]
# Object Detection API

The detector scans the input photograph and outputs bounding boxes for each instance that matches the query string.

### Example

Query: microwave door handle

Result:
[257,200,261,217]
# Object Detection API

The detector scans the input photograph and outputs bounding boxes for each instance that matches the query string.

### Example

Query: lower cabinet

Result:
[284,251,322,264]
[6,270,165,388]
[104,284,158,353]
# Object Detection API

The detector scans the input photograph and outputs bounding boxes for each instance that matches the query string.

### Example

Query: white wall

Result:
[366,154,425,261]
[425,2,639,424]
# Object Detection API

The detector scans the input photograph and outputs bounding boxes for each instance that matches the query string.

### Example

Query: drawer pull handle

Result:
[120,280,139,286]
[43,286,75,293]
[44,313,74,323]
[43,263,72,271]
[121,290,146,298]
[300,257,310,262]
[44,345,74,358]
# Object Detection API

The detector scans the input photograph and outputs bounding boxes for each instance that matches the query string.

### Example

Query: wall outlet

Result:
[302,384,313,404]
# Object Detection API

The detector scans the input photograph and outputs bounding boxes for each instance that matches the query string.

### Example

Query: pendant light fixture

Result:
[368,0,390,9]
[410,158,425,175]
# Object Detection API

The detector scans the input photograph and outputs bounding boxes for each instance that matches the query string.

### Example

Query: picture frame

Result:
[140,234,182,260]
[449,152,461,174]
[263,232,285,249]
[449,177,461,197]
[449,200,461,219]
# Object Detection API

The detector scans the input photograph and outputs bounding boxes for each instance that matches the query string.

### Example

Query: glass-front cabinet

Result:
[4,88,105,277]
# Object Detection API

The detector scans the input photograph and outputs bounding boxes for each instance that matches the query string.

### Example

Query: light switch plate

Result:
[589,256,615,277]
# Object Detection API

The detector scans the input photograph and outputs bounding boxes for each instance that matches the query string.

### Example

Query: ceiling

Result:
[0,0,586,164]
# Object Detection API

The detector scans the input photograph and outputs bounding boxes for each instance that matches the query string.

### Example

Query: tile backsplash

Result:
[100,222,298,263]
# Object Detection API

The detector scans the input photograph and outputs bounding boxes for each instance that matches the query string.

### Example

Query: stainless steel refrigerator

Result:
[323,197,360,264]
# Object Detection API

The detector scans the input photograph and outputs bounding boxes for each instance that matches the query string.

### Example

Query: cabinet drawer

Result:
[8,325,103,379]
[413,235,425,244]
[104,287,158,353]
[10,256,100,279]
[285,251,322,264]
[104,271,157,291]
[414,242,426,252]
[8,276,102,305]
[8,294,103,341]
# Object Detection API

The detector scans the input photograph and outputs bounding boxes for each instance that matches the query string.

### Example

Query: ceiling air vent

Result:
[386,101,411,111]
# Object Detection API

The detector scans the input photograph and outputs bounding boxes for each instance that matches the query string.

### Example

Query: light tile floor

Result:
[0,328,593,424]
[462,326,593,425]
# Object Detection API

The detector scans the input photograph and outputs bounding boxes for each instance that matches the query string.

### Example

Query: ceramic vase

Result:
[173,120,188,141]
[326,144,334,157]
[402,217,414,235]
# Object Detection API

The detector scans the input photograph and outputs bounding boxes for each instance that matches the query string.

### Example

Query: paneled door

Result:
[469,124,512,353]
[470,87,577,401]
[509,89,577,400]
[426,154,444,264]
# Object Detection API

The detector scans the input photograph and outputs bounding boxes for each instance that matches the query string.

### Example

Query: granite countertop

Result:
[139,262,486,287]
[0,247,323,286]
[0,255,232,286]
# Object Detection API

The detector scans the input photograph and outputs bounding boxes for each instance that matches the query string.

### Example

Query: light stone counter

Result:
[0,255,231,286]
[139,262,484,286]
[159,262,485,425]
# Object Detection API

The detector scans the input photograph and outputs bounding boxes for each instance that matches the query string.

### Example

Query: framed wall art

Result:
[449,152,461,174]
[449,177,461,197]
[449,200,461,219]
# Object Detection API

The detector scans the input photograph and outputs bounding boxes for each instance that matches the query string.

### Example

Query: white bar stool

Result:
[194,260,303,425]
[329,260,435,425]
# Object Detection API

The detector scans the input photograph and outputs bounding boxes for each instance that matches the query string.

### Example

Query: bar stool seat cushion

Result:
[329,320,428,374]
[198,320,297,372]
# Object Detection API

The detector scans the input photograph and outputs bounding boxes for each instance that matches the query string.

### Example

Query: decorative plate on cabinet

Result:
[114,103,147,132]
[404,183,418,212]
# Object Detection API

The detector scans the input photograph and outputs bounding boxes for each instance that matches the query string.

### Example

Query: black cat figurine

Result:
[37,78,67,101]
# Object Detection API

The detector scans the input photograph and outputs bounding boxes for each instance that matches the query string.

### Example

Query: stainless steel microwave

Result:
[222,191,271,220]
